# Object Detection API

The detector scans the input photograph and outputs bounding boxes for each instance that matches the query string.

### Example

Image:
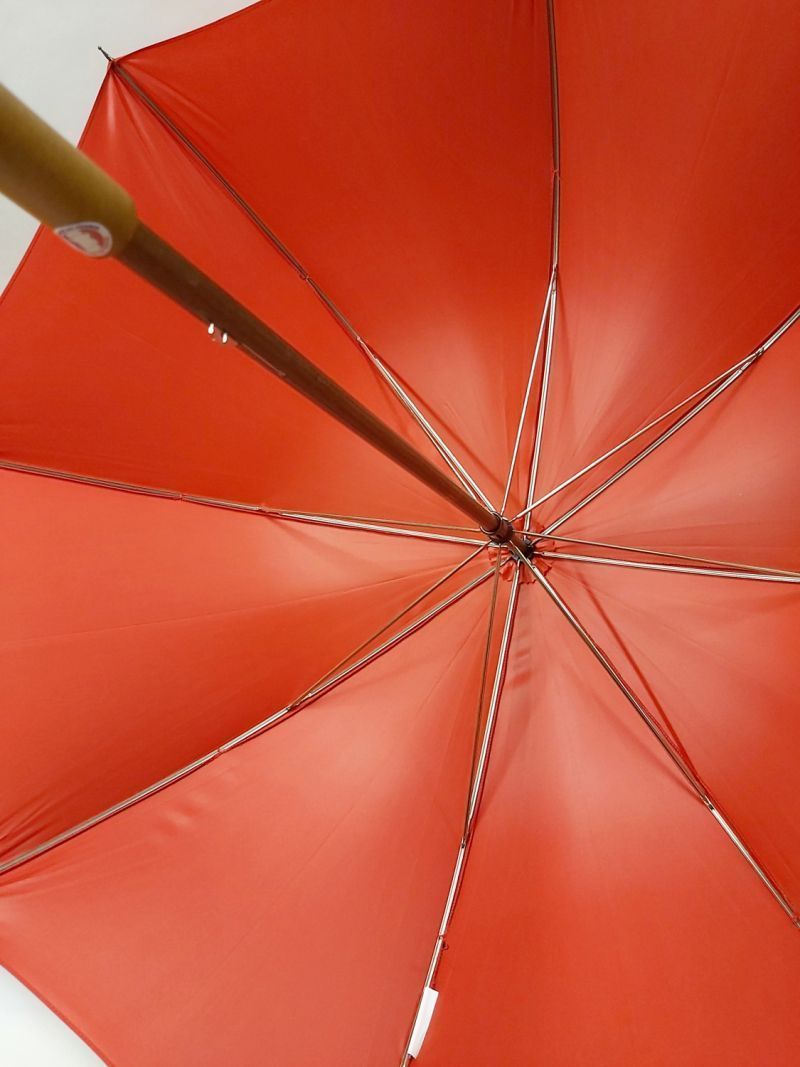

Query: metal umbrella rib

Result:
[402,9,564,1060]
[522,0,562,517]
[1,2,799,1063]
[514,549,799,928]
[260,510,486,547]
[463,549,505,837]
[500,273,554,514]
[402,566,523,1067]
[0,553,493,879]
[358,350,497,512]
[537,549,800,585]
[540,351,762,536]
[536,532,800,580]
[0,460,483,546]
[105,54,494,515]
[521,303,800,536]
[513,349,758,523]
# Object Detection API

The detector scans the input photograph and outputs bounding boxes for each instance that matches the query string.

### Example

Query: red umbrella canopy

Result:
[1,1,800,1064]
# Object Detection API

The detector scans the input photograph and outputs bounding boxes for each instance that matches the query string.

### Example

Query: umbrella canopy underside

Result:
[1,1,800,1064]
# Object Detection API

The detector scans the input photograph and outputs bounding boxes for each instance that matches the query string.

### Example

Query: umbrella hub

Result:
[483,513,515,544]
[481,513,535,555]
[488,543,539,582]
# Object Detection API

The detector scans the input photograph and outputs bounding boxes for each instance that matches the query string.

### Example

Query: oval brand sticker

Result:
[55,221,113,257]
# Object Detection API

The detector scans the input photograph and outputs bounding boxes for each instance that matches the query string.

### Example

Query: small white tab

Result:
[408,986,439,1059]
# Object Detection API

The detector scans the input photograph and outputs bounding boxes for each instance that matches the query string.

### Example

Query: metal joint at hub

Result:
[482,514,535,556]
[482,513,513,544]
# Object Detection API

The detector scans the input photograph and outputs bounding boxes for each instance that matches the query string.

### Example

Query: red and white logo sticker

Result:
[55,221,113,257]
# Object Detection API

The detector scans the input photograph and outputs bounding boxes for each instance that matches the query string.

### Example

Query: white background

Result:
[0,3,249,1061]
[0,0,248,285]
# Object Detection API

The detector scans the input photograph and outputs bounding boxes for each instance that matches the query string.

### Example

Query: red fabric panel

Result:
[122,0,553,512]
[420,585,800,1066]
[3,2,800,1062]
[0,468,478,863]
[534,0,800,522]
[553,323,800,573]
[0,73,463,525]
[550,560,800,908]
[0,589,489,1066]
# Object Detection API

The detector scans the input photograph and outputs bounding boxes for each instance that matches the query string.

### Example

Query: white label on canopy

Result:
[408,986,439,1059]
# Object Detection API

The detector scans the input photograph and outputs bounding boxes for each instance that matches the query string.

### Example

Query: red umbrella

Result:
[1,1,800,1063]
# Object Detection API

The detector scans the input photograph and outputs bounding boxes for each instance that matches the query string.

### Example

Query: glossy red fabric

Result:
[535,0,800,523]
[0,589,491,1066]
[2,1,800,1065]
[556,323,800,571]
[0,468,478,862]
[550,561,800,907]
[123,0,553,512]
[0,0,552,519]
[421,587,800,1066]
[0,74,457,524]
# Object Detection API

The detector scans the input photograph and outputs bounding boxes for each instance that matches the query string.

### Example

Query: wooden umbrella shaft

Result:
[0,83,525,548]
[119,224,519,545]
